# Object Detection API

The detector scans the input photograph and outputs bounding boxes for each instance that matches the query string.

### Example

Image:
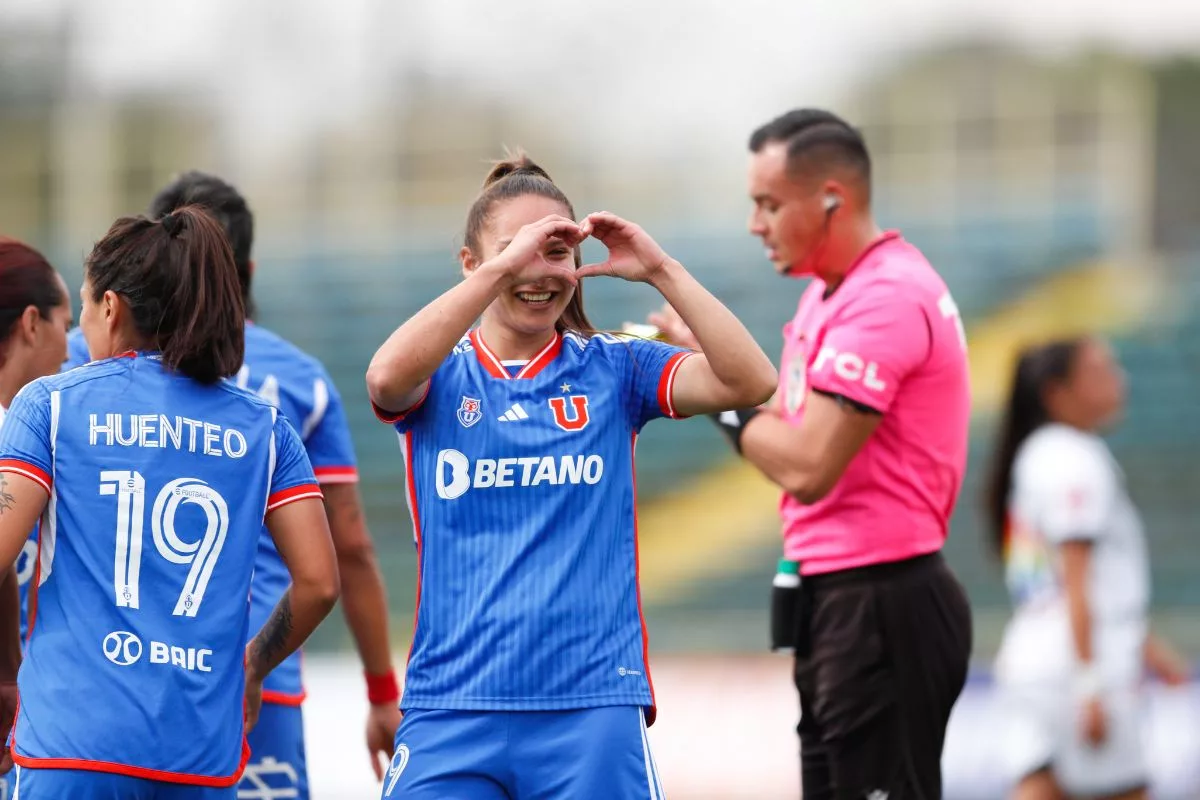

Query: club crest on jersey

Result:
[549,395,590,431]
[457,396,483,428]
[785,355,808,415]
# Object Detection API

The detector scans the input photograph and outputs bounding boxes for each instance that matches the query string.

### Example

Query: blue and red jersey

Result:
[0,352,320,785]
[65,324,358,705]
[377,329,691,723]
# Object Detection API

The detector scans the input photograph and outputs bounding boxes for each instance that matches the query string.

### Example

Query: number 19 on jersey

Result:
[100,470,230,618]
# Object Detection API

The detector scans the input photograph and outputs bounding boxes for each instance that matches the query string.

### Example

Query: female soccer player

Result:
[986,336,1188,800]
[0,207,340,798]
[367,153,777,799]
[0,238,71,785]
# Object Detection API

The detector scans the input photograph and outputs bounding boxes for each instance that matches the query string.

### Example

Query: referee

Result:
[652,109,973,799]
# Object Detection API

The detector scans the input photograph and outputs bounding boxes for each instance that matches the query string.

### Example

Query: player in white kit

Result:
[984,336,1189,800]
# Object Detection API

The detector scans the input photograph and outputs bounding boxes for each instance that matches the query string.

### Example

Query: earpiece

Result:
[823,194,841,213]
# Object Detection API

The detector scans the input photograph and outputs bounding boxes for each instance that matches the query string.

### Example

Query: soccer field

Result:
[303,654,1200,799]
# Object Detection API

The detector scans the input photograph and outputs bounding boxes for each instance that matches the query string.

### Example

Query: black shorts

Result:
[793,551,972,800]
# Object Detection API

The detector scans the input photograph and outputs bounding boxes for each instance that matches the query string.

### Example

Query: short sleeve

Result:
[62,328,91,371]
[1029,436,1115,544]
[809,288,929,412]
[0,380,54,494]
[373,356,450,434]
[266,413,323,514]
[301,371,359,485]
[612,337,694,430]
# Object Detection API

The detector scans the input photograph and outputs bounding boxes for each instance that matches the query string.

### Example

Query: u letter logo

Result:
[549,395,590,431]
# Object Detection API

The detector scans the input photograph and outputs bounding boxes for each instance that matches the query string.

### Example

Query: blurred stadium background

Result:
[4,1,1200,797]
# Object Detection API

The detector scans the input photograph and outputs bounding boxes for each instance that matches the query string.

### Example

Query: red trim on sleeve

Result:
[656,352,694,420]
[312,466,359,485]
[372,381,431,424]
[262,689,308,707]
[0,459,51,495]
[266,484,323,513]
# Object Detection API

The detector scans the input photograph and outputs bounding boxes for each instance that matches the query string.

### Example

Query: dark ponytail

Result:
[86,205,245,384]
[0,238,66,366]
[464,149,596,335]
[984,338,1086,558]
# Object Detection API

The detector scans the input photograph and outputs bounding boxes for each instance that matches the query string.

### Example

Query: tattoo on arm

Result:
[0,476,14,516]
[250,588,294,674]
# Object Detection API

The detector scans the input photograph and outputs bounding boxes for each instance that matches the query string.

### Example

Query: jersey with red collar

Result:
[0,352,319,785]
[65,324,358,706]
[378,329,690,721]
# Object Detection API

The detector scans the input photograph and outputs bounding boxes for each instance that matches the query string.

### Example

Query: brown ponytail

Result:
[86,205,245,384]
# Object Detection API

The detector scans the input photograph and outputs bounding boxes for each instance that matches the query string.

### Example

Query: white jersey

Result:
[996,423,1149,684]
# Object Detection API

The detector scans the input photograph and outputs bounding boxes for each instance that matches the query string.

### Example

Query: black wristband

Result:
[707,407,762,455]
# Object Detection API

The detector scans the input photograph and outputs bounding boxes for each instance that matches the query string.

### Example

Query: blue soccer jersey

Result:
[377,330,692,722]
[0,352,321,785]
[65,324,358,706]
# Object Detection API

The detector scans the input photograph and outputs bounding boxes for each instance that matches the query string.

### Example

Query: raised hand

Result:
[647,302,700,351]
[577,212,672,284]
[485,214,586,287]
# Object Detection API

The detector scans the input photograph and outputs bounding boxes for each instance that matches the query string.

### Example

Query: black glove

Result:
[707,408,762,455]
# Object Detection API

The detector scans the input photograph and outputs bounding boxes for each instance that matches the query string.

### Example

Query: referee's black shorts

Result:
[792,551,972,800]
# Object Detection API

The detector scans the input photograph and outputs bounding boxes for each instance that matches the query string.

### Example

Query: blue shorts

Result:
[11,766,234,798]
[239,702,309,800]
[381,706,666,800]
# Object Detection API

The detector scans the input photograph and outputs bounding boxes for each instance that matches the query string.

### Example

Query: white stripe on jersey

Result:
[265,407,278,519]
[397,432,418,545]
[639,707,661,800]
[301,378,329,440]
[41,391,62,587]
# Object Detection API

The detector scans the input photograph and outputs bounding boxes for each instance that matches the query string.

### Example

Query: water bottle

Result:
[770,558,801,653]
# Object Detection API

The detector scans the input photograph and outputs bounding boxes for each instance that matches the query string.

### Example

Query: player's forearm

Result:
[739,413,824,500]
[367,265,508,411]
[246,582,338,683]
[339,551,396,677]
[0,567,21,681]
[649,259,776,406]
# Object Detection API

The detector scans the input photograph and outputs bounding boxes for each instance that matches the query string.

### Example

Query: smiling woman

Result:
[365,151,776,799]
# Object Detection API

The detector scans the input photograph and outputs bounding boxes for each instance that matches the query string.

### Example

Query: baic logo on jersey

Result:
[435,448,605,500]
[103,631,143,666]
[457,396,483,429]
[102,630,213,672]
[548,395,590,431]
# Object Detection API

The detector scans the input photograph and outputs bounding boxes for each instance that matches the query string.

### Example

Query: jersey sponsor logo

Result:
[89,413,249,458]
[434,448,605,500]
[457,396,483,428]
[549,395,590,431]
[811,346,887,392]
[103,630,143,666]
[384,744,411,797]
[101,630,214,672]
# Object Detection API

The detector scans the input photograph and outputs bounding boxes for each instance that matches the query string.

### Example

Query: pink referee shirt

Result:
[778,231,970,575]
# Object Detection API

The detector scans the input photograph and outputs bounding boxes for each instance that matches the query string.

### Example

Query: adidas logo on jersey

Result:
[497,403,529,422]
